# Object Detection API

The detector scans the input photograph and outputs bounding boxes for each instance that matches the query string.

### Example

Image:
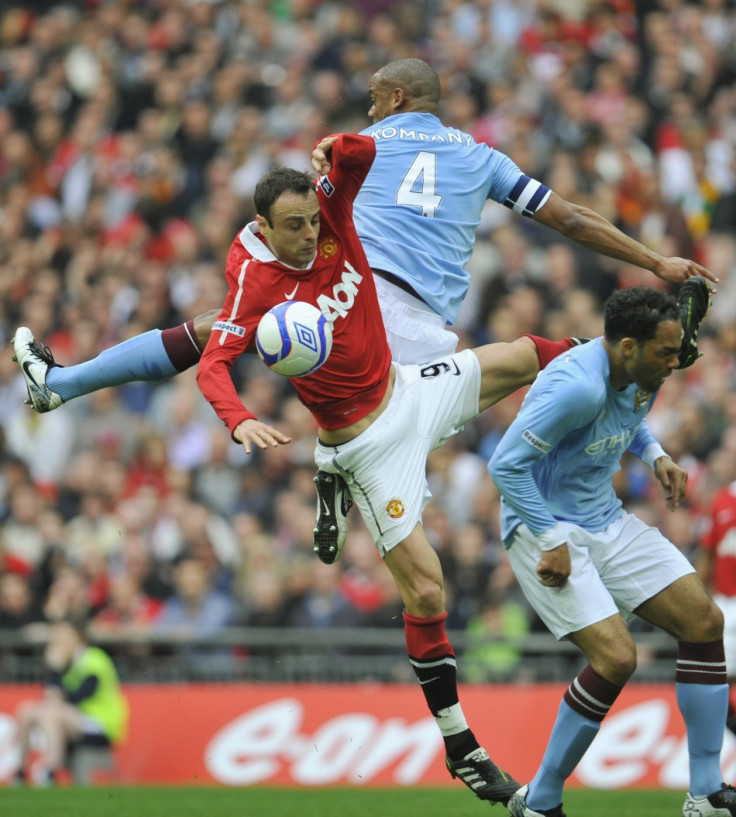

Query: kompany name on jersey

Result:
[213,320,245,338]
[316,261,363,322]
[522,429,552,454]
[366,125,474,146]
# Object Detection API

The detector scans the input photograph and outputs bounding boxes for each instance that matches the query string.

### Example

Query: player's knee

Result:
[409,578,445,618]
[592,645,637,686]
[692,600,724,642]
[619,650,637,681]
[671,596,724,642]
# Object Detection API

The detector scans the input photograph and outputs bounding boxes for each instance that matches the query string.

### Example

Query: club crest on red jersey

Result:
[319,237,339,259]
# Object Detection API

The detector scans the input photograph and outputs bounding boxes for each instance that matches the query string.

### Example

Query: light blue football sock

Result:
[46,329,179,403]
[527,700,600,811]
[677,682,728,796]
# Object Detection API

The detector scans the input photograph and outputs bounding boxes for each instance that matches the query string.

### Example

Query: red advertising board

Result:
[1,683,735,787]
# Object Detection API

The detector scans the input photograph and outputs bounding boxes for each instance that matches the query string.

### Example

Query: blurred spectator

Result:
[151,552,239,676]
[286,560,361,629]
[463,591,531,683]
[2,482,47,572]
[89,573,162,637]
[240,568,289,628]
[0,572,44,630]
[338,529,391,618]
[442,522,496,628]
[64,490,121,563]
[43,565,91,624]
[191,425,242,516]
[14,618,128,786]
[153,554,237,638]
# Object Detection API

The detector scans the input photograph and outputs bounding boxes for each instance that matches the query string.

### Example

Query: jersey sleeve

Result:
[488,370,601,538]
[485,150,551,216]
[196,248,260,436]
[316,133,376,221]
[626,419,667,467]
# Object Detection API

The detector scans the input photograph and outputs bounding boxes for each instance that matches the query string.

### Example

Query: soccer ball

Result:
[256,300,333,377]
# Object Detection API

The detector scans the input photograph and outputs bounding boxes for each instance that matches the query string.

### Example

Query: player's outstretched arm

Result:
[233,418,292,455]
[533,192,718,286]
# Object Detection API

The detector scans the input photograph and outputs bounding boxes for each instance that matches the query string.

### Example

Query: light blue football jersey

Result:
[354,112,550,324]
[488,339,662,543]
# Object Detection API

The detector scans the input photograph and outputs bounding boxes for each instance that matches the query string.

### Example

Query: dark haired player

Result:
[489,286,731,817]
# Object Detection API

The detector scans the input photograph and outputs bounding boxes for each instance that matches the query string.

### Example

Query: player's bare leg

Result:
[476,335,581,413]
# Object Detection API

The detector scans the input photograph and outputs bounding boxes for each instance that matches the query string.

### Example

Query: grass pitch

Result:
[0,786,686,817]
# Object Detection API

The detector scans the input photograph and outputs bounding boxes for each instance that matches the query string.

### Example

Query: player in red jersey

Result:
[698,470,736,734]
[196,134,391,441]
[196,132,583,805]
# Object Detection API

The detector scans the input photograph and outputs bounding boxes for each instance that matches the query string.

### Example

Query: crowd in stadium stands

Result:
[1,0,736,680]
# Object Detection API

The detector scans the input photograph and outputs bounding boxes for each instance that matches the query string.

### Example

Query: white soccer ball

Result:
[256,300,333,377]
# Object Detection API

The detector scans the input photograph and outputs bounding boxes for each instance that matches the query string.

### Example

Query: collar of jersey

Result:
[239,221,316,271]
[367,111,441,129]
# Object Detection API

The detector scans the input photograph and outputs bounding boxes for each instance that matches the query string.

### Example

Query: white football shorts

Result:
[314,349,481,557]
[507,513,696,640]
[374,273,459,364]
[714,594,736,676]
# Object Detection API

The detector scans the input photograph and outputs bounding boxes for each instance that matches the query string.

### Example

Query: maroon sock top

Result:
[161,320,203,372]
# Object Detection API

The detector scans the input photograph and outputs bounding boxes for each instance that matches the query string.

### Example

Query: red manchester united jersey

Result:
[197,133,391,432]
[701,481,736,597]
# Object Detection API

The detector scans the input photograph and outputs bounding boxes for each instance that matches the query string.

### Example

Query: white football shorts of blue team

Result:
[507,514,695,640]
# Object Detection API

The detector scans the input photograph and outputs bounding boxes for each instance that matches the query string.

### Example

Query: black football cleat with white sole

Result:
[445,746,520,805]
[313,470,352,564]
